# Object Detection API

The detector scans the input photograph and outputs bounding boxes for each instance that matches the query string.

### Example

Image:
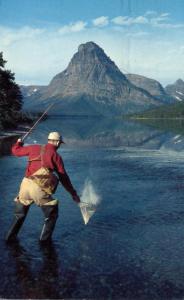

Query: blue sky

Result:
[1,0,184,27]
[0,0,184,86]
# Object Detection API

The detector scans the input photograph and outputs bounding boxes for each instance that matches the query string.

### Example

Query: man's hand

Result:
[72,194,80,203]
[17,138,24,145]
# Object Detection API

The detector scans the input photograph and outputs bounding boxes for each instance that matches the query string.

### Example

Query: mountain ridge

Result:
[22,41,178,116]
[165,79,184,102]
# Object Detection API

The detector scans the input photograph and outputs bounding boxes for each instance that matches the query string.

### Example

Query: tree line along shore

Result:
[0,52,44,155]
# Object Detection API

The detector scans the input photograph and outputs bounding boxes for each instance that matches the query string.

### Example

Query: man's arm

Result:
[12,139,31,157]
[54,153,80,203]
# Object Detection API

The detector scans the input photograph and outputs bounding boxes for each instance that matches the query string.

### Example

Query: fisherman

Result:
[6,132,80,242]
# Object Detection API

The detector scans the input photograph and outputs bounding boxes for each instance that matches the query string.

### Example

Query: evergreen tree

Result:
[0,52,22,129]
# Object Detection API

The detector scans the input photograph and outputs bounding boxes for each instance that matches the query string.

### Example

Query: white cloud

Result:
[0,26,44,46]
[134,16,149,24]
[92,16,109,27]
[150,14,170,26]
[112,12,184,30]
[160,13,170,17]
[58,21,87,34]
[151,20,184,29]
[1,16,184,86]
[112,16,149,26]
[112,14,154,26]
[112,16,131,25]
[145,12,184,29]
[145,10,157,16]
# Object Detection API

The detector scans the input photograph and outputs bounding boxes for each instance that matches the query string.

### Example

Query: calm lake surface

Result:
[1,116,184,299]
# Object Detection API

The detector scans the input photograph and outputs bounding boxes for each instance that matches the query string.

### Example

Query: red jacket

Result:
[12,141,77,197]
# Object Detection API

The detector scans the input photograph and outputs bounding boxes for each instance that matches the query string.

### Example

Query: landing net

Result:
[79,179,101,225]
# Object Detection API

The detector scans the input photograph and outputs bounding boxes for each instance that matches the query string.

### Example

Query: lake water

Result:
[1,117,184,299]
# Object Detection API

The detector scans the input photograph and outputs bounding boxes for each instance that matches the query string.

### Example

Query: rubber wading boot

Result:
[5,202,30,241]
[40,205,58,242]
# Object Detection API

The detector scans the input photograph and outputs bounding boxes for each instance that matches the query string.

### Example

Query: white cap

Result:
[48,132,64,143]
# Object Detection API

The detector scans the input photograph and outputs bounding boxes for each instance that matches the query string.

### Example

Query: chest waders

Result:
[5,201,58,242]
[5,147,59,242]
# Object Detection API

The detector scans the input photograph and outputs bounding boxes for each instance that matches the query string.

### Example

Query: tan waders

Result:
[6,169,59,242]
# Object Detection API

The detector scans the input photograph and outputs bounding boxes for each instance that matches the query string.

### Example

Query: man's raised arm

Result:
[53,152,80,203]
[12,139,30,157]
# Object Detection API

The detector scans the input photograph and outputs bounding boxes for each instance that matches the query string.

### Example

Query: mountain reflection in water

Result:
[25,116,184,151]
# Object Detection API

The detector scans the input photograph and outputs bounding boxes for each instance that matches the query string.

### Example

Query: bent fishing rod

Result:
[21,103,55,142]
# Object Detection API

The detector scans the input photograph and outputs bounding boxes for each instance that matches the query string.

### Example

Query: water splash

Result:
[81,179,101,206]
[79,179,101,224]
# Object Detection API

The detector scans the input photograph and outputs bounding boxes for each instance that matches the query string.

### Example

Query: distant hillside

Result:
[165,79,184,101]
[126,74,175,103]
[128,101,184,136]
[130,101,184,119]
[20,85,45,98]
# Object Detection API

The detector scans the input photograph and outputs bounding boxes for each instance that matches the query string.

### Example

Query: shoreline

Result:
[0,134,20,156]
[0,126,30,156]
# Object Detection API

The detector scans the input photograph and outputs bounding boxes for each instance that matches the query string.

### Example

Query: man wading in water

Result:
[6,132,80,242]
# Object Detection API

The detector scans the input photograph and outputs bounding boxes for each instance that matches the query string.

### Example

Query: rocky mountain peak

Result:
[22,41,172,116]
[65,41,127,83]
[77,41,109,63]
[48,41,128,98]
[78,41,101,53]
[68,41,107,68]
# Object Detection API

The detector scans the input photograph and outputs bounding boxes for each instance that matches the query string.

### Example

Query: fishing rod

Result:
[21,102,96,225]
[21,103,55,142]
